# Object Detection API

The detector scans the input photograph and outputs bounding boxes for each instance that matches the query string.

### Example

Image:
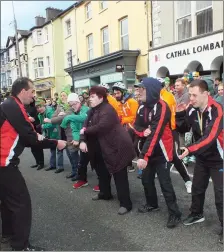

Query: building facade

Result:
[64,0,151,92]
[149,1,223,81]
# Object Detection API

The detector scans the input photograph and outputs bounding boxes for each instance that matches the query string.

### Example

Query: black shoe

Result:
[30,164,38,168]
[37,165,44,171]
[219,228,223,244]
[167,214,181,228]
[55,168,64,174]
[12,244,45,251]
[71,175,79,182]
[66,172,76,179]
[137,174,142,179]
[45,167,56,171]
[1,236,11,244]
[183,213,205,226]
[92,194,113,201]
[138,204,159,213]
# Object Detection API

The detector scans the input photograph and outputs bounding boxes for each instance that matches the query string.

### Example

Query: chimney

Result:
[45,7,62,21]
[35,16,46,26]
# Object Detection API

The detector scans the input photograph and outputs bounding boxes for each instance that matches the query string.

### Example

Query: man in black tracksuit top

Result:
[176,79,223,243]
[0,77,66,251]
[134,77,181,228]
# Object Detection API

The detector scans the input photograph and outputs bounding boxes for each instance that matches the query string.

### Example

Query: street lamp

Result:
[69,49,75,91]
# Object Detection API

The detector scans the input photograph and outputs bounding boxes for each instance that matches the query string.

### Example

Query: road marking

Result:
[132,160,212,182]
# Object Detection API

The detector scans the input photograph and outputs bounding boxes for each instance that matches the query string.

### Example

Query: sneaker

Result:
[55,168,64,174]
[118,207,130,215]
[45,167,56,171]
[30,164,38,168]
[137,174,142,179]
[73,181,88,189]
[183,213,205,226]
[93,185,100,192]
[12,244,45,251]
[37,165,44,171]
[185,181,192,194]
[128,166,135,173]
[167,214,181,228]
[138,204,159,213]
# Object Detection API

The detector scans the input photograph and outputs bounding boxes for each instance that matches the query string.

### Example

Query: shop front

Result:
[34,77,55,98]
[149,30,223,81]
[64,50,140,93]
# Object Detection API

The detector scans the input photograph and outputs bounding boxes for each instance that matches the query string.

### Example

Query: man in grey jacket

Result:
[174,78,190,106]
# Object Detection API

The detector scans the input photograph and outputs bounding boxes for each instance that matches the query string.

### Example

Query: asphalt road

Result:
[1,149,223,251]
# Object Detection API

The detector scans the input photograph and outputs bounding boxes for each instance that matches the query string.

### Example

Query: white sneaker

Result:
[185,181,192,194]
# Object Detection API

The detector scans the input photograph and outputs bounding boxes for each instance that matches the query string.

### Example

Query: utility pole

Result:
[12,1,22,77]
[69,49,75,91]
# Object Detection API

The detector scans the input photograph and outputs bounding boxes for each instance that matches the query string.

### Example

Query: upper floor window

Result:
[176,1,192,41]
[44,27,49,42]
[101,26,109,55]
[33,58,44,78]
[37,30,42,45]
[100,1,107,10]
[86,3,92,20]
[196,1,213,35]
[1,54,5,66]
[6,51,10,62]
[120,17,129,50]
[66,20,71,36]
[87,34,93,60]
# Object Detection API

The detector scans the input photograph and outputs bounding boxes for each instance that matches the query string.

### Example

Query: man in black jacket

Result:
[0,77,66,251]
[134,77,181,228]
[176,79,223,243]
[26,98,45,170]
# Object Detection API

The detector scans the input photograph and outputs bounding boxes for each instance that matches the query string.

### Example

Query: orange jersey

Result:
[118,96,139,126]
[107,94,120,116]
[160,88,176,130]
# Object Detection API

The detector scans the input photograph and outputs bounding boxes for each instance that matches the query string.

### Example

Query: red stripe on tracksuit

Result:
[188,101,223,153]
[0,120,18,166]
[144,101,166,161]
[160,123,173,161]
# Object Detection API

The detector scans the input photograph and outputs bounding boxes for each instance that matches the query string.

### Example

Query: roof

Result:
[17,30,31,37]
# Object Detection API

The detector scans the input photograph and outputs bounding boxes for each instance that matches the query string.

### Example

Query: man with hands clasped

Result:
[133,77,181,229]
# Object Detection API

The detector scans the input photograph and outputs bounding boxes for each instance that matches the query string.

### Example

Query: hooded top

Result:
[141,77,162,109]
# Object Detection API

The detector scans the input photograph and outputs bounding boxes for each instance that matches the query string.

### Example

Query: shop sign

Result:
[100,72,123,84]
[166,40,223,59]
[35,81,54,91]
[75,78,90,88]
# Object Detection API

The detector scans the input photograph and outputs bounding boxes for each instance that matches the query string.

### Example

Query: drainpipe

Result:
[145,1,150,76]
[74,5,79,64]
[51,20,56,96]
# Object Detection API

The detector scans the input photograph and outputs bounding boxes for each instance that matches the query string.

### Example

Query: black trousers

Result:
[142,160,181,217]
[190,159,223,225]
[30,146,44,166]
[77,152,90,181]
[0,165,32,250]
[94,153,132,210]
[171,130,190,182]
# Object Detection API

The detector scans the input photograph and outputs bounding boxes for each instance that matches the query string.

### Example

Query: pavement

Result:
[0,148,223,251]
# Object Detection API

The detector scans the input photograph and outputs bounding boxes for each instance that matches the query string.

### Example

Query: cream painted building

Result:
[64,0,151,91]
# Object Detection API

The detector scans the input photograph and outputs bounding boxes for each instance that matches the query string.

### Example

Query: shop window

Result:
[176,1,192,41]
[120,17,129,50]
[101,26,109,55]
[196,1,213,35]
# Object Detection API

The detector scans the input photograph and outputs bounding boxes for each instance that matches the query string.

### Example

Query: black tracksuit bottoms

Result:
[0,165,31,250]
[190,159,223,225]
[94,152,132,211]
[142,160,181,217]
[30,146,44,166]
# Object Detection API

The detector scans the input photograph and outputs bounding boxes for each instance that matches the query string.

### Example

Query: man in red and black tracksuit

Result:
[0,77,66,251]
[134,77,181,228]
[176,79,223,243]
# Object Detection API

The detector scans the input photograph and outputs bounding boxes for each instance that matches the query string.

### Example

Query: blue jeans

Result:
[50,148,63,168]
[66,148,80,176]
[138,168,142,175]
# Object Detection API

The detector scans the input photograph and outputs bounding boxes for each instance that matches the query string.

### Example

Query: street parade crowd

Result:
[0,70,223,250]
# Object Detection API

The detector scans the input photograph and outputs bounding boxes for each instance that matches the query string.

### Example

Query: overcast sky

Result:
[1,1,75,48]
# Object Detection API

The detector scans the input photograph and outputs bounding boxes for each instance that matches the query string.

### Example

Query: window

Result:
[86,3,92,20]
[176,1,192,41]
[87,34,93,60]
[101,27,109,55]
[46,56,50,75]
[44,27,49,42]
[196,1,213,35]
[66,20,71,36]
[15,47,18,58]
[37,30,42,45]
[120,17,129,50]
[100,0,107,10]
[16,67,20,78]
[6,51,10,62]
[67,51,72,67]
[1,54,5,66]
[24,40,27,53]
[34,58,44,78]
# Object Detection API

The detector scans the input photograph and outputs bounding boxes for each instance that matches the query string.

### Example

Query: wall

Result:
[75,1,151,77]
[213,1,223,31]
